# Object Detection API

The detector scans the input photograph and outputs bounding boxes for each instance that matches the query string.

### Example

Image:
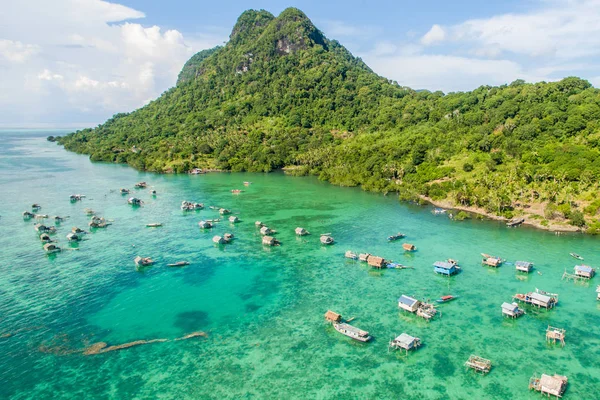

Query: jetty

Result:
[515,261,534,273]
[465,355,492,374]
[501,302,524,318]
[546,326,566,347]
[389,333,421,354]
[529,374,568,398]
[433,261,460,276]
[513,289,558,309]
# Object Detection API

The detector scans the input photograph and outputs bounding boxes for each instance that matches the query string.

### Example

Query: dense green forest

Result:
[58,8,600,231]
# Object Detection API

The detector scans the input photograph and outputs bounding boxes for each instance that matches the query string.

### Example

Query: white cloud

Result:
[0,0,225,125]
[0,39,39,62]
[421,24,445,45]
[364,54,530,92]
[425,0,600,60]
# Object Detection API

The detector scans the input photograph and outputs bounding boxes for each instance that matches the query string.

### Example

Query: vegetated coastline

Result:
[55,7,600,235]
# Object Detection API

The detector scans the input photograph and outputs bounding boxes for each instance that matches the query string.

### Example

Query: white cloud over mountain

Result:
[0,0,224,126]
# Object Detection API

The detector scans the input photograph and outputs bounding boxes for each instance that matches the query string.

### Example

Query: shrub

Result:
[462,162,474,172]
[454,211,471,221]
[569,210,586,227]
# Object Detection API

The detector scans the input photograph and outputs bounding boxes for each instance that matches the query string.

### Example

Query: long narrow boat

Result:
[333,322,371,342]
[387,233,406,241]
[436,295,459,303]
[570,252,584,260]
[167,261,190,267]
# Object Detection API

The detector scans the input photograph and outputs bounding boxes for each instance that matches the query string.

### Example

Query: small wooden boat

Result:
[22,211,35,219]
[134,182,147,189]
[69,194,85,201]
[219,208,232,215]
[128,197,143,205]
[333,322,371,342]
[167,261,190,267]
[436,295,458,303]
[146,223,162,227]
[231,189,242,194]
[570,252,583,260]
[433,208,446,214]
[120,188,130,195]
[31,204,42,211]
[243,181,252,186]
[387,233,405,241]
[506,218,525,227]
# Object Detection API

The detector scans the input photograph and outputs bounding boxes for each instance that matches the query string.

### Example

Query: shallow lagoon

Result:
[1,130,599,399]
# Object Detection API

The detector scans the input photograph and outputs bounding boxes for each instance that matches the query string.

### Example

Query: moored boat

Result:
[134,256,154,268]
[436,295,458,303]
[146,223,162,227]
[570,252,583,260]
[345,250,358,260]
[333,322,371,342]
[320,234,334,245]
[167,261,190,267]
[387,233,405,241]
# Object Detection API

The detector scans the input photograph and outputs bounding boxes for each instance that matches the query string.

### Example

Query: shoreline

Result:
[419,195,582,233]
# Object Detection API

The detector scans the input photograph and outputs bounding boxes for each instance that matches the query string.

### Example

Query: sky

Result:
[2,0,600,127]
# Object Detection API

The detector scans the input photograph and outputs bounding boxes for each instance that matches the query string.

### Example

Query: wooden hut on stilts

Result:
[546,326,566,347]
[529,374,568,398]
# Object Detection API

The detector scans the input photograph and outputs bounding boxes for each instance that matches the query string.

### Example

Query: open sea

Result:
[0,129,599,399]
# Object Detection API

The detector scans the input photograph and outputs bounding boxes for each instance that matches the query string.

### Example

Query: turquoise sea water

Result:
[1,130,599,399]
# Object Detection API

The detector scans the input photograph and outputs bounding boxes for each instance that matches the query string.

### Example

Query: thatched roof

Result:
[367,255,385,267]
[324,310,341,322]
[402,243,416,251]
[539,374,567,395]
[260,226,272,235]
[295,227,308,235]
[262,235,276,246]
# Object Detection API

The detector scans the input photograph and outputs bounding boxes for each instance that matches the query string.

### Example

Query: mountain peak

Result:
[229,9,275,45]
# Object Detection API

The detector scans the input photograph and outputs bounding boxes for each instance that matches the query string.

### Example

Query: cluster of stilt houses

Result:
[24,180,599,398]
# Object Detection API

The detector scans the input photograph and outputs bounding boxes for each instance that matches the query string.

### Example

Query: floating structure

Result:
[22,211,35,219]
[134,256,154,268]
[167,261,189,267]
[66,232,82,242]
[515,261,534,273]
[39,233,53,243]
[529,374,568,398]
[389,333,421,354]
[482,253,503,267]
[501,302,524,318]
[358,253,371,262]
[34,224,56,234]
[387,233,405,241]
[69,194,85,201]
[212,235,226,244]
[465,355,492,374]
[189,168,204,175]
[181,201,203,211]
[513,289,558,309]
[84,208,95,216]
[402,243,416,252]
[570,252,583,261]
[320,234,334,245]
[324,310,342,323]
[546,326,566,347]
[219,208,231,215]
[120,188,130,195]
[89,216,110,228]
[574,265,595,279]
[506,218,524,227]
[231,189,242,194]
[436,295,458,303]
[34,214,49,220]
[228,216,239,223]
[433,261,460,276]
[345,251,358,260]
[398,295,421,313]
[333,322,371,342]
[31,204,41,211]
[128,197,143,205]
[146,223,162,227]
[295,227,309,236]
[54,215,68,222]
[43,243,61,253]
[260,226,273,235]
[223,233,234,242]
[243,181,251,186]
[416,303,438,320]
[134,182,147,188]
[367,255,386,269]
[262,235,280,246]
[255,221,264,227]
[198,220,213,229]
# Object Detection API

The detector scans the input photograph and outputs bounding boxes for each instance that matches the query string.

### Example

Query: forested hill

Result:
[58,7,600,231]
